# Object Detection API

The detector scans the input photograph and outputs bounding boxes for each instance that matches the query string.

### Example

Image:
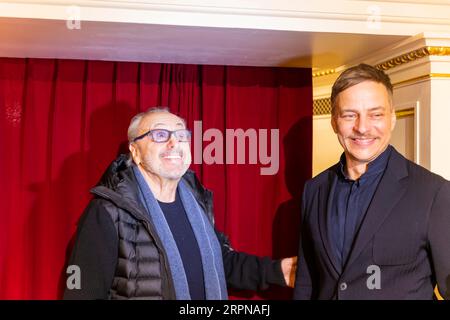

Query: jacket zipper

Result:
[92,188,176,299]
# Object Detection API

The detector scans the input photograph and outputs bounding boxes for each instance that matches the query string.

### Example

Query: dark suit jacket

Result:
[293,147,450,299]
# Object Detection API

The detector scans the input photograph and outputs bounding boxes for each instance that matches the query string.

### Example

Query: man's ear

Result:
[331,114,338,133]
[129,143,140,165]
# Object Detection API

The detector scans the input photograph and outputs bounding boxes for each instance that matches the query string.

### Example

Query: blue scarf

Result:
[132,166,227,300]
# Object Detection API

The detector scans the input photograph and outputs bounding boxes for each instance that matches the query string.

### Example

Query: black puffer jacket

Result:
[63,155,285,299]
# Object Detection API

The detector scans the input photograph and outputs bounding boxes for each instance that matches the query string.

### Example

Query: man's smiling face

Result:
[331,80,396,168]
[130,112,191,182]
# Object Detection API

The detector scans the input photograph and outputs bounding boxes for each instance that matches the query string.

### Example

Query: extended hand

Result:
[281,256,297,288]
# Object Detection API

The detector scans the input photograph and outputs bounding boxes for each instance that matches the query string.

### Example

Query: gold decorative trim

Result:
[393,73,450,87]
[427,47,450,56]
[395,108,414,119]
[429,73,450,78]
[312,69,336,78]
[312,47,450,78]
[376,46,450,71]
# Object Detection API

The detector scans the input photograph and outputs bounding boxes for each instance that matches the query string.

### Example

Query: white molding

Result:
[313,33,450,99]
[2,1,450,35]
[394,101,420,163]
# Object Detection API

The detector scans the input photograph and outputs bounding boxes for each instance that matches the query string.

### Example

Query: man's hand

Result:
[281,256,297,288]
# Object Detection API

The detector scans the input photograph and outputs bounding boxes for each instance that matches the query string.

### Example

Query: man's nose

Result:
[354,116,369,134]
[166,133,178,148]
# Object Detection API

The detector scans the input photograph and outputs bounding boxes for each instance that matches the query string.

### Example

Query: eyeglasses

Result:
[133,129,191,143]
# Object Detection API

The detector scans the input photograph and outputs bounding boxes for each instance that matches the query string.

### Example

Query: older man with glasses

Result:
[64,107,296,300]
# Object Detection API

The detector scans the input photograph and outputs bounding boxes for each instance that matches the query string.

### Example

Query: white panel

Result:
[312,115,342,177]
[390,113,415,162]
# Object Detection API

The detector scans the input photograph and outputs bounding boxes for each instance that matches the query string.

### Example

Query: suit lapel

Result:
[318,168,341,276]
[344,149,409,269]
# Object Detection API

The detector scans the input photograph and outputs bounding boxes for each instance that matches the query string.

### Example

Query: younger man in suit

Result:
[294,63,450,299]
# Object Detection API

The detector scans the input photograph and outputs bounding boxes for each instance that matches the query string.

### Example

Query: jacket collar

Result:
[90,154,214,223]
[318,146,409,277]
[344,147,409,270]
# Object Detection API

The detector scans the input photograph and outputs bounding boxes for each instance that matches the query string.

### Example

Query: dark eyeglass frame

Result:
[132,128,192,143]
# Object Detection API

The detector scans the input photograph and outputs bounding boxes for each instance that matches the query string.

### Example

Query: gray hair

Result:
[126,107,187,166]
[128,107,167,143]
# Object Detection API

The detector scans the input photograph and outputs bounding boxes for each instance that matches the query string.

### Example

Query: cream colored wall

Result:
[390,114,415,161]
[312,115,341,177]
[429,78,450,179]
[392,81,429,168]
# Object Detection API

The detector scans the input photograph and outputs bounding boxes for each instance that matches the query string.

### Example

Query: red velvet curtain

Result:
[0,58,312,299]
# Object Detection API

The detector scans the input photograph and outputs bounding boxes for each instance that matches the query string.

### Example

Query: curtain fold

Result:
[0,58,312,299]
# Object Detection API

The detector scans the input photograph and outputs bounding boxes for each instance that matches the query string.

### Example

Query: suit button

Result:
[340,282,347,291]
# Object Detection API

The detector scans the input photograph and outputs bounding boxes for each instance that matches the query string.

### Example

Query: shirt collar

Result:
[338,145,392,183]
